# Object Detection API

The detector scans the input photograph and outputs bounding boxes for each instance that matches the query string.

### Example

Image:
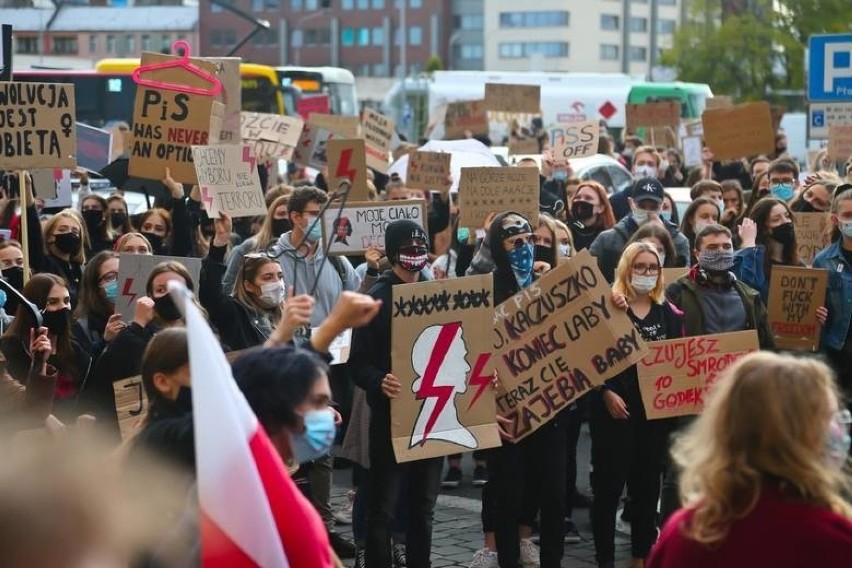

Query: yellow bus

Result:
[94,59,292,117]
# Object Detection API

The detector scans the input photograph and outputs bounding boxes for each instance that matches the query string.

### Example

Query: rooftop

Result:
[3,6,199,33]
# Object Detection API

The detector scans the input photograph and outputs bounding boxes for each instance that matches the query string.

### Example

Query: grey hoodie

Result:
[269,232,361,326]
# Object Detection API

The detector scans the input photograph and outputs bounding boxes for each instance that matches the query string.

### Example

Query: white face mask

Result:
[559,243,571,257]
[633,209,651,225]
[258,280,286,308]
[659,159,670,171]
[633,165,657,179]
[631,274,658,293]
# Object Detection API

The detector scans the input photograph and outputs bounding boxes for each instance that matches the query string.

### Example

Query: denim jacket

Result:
[813,242,852,351]
[733,245,769,302]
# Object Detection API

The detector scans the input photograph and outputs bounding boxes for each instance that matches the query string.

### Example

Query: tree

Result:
[424,55,443,74]
[662,0,850,105]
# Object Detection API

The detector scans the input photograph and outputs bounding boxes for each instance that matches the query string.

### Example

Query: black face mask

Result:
[534,244,552,264]
[153,294,182,322]
[1,266,24,291]
[82,210,103,233]
[41,307,70,336]
[571,201,595,221]
[792,198,820,214]
[53,232,81,255]
[142,232,165,254]
[175,386,192,413]
[771,222,796,245]
[272,218,292,236]
[110,212,127,228]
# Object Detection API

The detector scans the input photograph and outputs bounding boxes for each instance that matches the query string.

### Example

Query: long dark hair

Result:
[749,198,799,274]
[680,197,720,251]
[74,251,118,321]
[627,223,677,268]
[4,273,78,377]
[141,327,189,405]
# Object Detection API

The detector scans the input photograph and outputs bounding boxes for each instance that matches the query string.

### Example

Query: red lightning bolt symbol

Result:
[241,146,257,172]
[415,322,462,445]
[121,278,137,305]
[466,353,492,411]
[200,186,214,210]
[335,148,357,183]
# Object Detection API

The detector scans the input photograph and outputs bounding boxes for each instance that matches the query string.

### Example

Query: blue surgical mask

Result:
[717,200,726,216]
[289,409,336,464]
[826,410,851,472]
[457,227,470,243]
[0,288,6,310]
[507,242,534,288]
[840,221,852,239]
[771,183,795,202]
[304,217,322,243]
[553,169,568,181]
[102,279,118,302]
[660,210,673,223]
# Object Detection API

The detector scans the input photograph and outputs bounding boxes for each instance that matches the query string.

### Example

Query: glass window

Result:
[659,0,676,4]
[499,11,569,28]
[357,27,370,46]
[225,30,237,47]
[16,36,39,54]
[252,0,263,10]
[632,0,649,3]
[658,19,676,34]
[106,35,116,54]
[371,0,385,7]
[89,35,97,54]
[212,3,222,13]
[291,0,303,9]
[53,36,78,55]
[372,27,384,45]
[498,42,568,59]
[141,34,151,51]
[305,0,319,9]
[291,29,303,47]
[460,44,483,59]
[600,44,619,60]
[460,14,484,30]
[600,14,619,31]
[342,0,354,8]
[266,0,279,7]
[356,0,368,8]
[409,26,422,45]
[629,46,647,61]
[161,34,171,50]
[373,63,387,76]
[126,35,135,54]
[211,31,222,48]
[410,0,422,7]
[629,17,647,32]
[341,27,355,46]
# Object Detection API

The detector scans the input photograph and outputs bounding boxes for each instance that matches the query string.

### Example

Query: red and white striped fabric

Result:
[172,282,333,568]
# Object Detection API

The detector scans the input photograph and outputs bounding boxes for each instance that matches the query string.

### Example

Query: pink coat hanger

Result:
[132,40,223,97]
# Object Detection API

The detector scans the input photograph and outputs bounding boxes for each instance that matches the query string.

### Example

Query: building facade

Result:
[483,0,686,77]
[199,0,451,77]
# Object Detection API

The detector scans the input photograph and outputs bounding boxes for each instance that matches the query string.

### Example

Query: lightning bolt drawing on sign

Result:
[335,148,357,183]
[121,278,137,306]
[415,322,461,445]
[466,353,492,411]
[200,186,214,210]
[241,146,256,172]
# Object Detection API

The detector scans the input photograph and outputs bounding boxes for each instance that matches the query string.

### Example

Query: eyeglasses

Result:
[632,263,660,275]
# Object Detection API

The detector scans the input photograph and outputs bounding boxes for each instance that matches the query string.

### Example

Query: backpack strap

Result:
[327,255,348,287]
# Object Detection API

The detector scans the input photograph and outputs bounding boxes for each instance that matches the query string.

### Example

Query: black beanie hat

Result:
[384,220,428,263]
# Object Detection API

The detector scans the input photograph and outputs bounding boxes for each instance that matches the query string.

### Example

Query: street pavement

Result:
[331,424,633,567]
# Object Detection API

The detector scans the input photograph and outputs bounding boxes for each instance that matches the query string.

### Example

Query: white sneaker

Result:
[469,548,499,568]
[519,538,541,567]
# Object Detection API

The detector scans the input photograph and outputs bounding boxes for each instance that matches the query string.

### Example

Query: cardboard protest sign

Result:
[626,101,681,131]
[444,100,489,139]
[682,136,703,167]
[458,166,539,227]
[311,327,352,365]
[309,113,361,138]
[661,267,689,285]
[637,330,759,420]
[407,151,451,193]
[391,274,500,462]
[647,126,678,149]
[551,121,600,163]
[484,83,541,114]
[30,168,72,208]
[0,82,76,169]
[203,57,241,144]
[296,94,331,120]
[508,135,540,156]
[793,212,831,266]
[291,122,336,169]
[702,101,775,161]
[191,144,265,218]
[326,139,370,200]
[128,52,221,184]
[240,111,304,162]
[75,123,113,172]
[828,125,852,161]
[116,254,202,323]
[319,199,426,255]
[492,250,647,440]
[705,96,733,109]
[361,108,395,173]
[767,266,828,351]
[113,375,149,441]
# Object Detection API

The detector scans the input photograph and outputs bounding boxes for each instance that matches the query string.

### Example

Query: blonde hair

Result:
[43,209,87,264]
[673,352,852,546]
[251,195,290,253]
[613,242,664,304]
[553,218,574,257]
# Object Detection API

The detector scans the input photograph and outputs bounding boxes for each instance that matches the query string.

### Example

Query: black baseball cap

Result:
[632,177,664,204]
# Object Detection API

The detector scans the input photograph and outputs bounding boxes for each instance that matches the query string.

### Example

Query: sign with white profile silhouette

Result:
[391,274,500,463]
